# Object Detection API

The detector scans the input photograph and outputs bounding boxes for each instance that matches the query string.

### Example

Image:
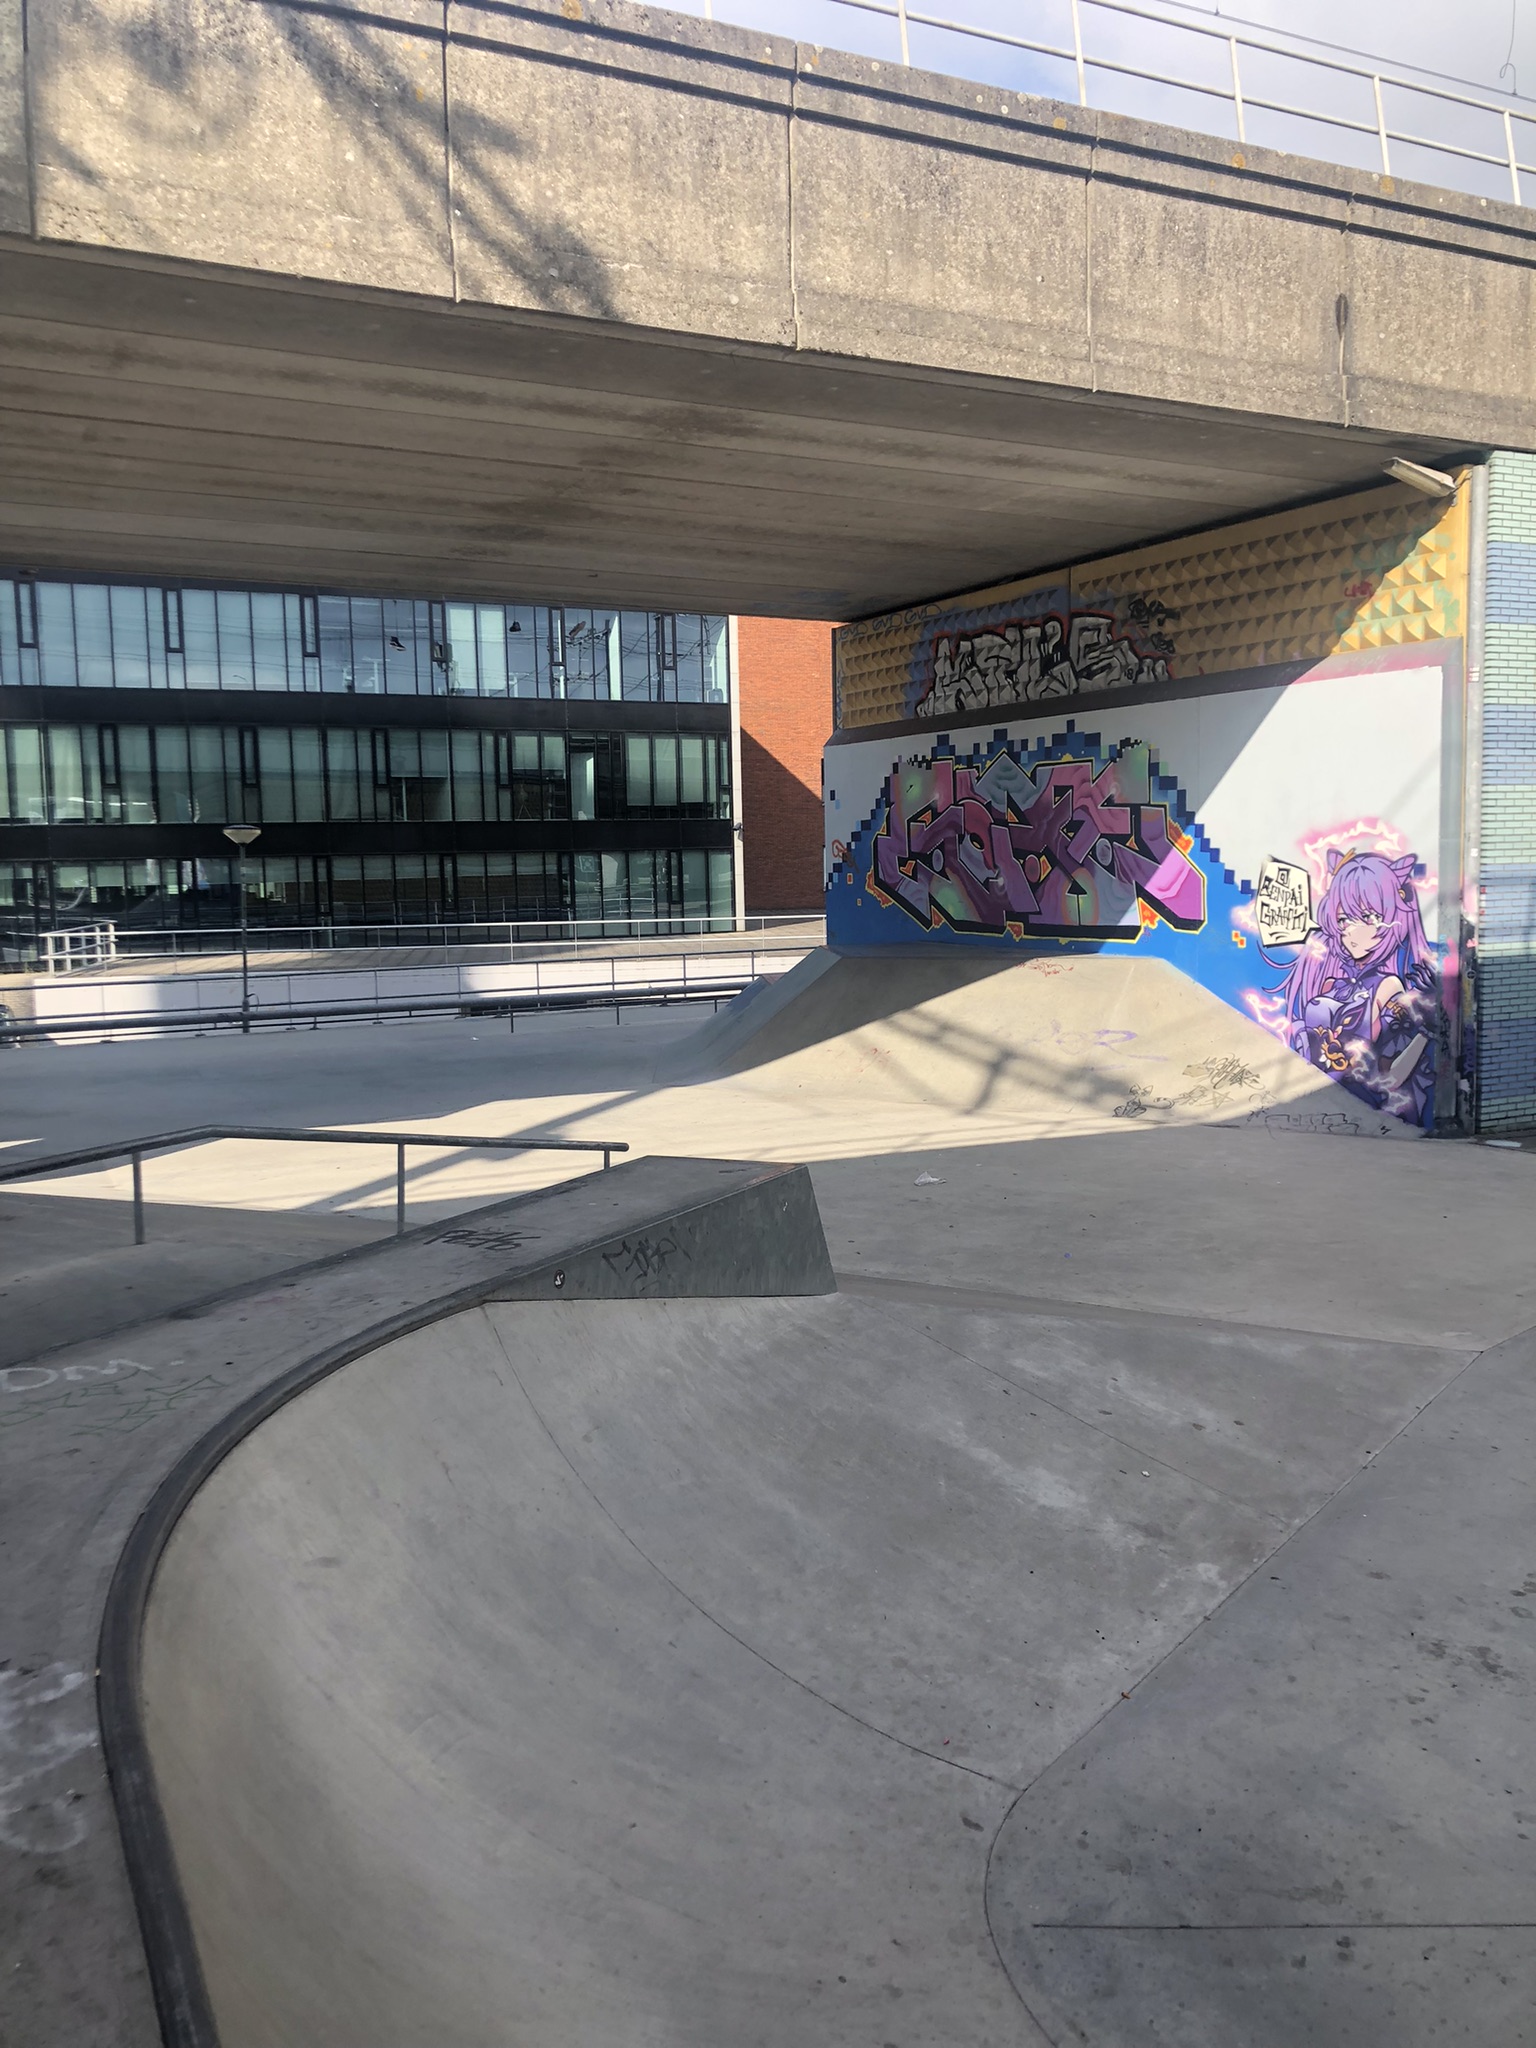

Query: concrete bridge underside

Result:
[1,0,1533,615]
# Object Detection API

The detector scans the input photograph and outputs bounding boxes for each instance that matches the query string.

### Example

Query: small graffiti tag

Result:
[870,743,1205,942]
[1113,1057,1265,1120]
[440,1227,540,1251]
[601,1233,690,1290]
[0,1362,226,1438]
[0,1356,162,1396]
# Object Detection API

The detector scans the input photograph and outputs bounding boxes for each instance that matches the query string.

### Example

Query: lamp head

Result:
[1382,458,1458,500]
[222,825,262,847]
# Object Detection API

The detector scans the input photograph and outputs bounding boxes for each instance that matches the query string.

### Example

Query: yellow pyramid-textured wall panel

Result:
[835,479,1469,729]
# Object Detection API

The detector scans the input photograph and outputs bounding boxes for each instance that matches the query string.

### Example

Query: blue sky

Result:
[665,0,1536,201]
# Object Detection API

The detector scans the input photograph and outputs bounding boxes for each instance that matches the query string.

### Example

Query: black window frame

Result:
[14,579,37,650]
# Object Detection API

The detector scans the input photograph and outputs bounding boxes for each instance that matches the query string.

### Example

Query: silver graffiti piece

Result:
[918,610,1173,721]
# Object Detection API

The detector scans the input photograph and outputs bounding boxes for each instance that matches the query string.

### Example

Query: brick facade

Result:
[736,617,833,914]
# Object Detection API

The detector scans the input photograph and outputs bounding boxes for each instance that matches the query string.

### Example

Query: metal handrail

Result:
[100,914,818,955]
[717,0,1536,204]
[1,938,801,1041]
[0,975,757,1042]
[0,1124,628,1242]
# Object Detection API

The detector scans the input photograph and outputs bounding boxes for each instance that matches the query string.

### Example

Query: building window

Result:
[0,570,730,706]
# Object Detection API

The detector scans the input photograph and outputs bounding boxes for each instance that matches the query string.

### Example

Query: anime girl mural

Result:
[1279,848,1437,1126]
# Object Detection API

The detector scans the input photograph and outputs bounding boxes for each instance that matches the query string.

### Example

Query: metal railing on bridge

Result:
[693,0,1536,206]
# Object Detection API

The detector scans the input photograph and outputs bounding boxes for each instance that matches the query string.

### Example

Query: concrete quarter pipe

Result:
[133,1281,1531,2044]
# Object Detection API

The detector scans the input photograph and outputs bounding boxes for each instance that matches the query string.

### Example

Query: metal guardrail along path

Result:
[2,943,807,1043]
[0,1126,628,1242]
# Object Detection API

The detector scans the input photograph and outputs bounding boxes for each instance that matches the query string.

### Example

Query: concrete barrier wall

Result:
[9,0,1536,447]
[17,945,811,1034]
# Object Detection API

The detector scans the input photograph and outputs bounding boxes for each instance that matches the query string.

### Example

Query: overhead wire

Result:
[1126,0,1536,111]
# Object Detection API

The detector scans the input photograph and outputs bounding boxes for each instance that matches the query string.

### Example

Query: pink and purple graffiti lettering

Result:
[869,745,1204,941]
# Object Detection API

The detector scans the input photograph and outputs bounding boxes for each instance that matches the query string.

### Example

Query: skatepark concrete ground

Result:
[3,952,1533,2044]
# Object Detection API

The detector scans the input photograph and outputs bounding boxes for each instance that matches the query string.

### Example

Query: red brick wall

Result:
[735,616,834,915]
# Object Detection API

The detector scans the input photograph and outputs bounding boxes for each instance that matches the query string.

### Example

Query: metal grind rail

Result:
[0,1125,628,1243]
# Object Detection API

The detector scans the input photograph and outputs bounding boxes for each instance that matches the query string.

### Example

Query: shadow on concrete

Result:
[0,1188,387,1366]
[32,0,620,322]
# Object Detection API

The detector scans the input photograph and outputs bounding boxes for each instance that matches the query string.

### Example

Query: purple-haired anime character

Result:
[1280,848,1437,1126]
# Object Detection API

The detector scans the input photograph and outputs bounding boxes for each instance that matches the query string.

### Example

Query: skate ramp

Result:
[134,1279,1488,2048]
[669,949,1416,1136]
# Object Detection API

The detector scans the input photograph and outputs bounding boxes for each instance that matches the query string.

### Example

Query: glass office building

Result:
[0,573,737,943]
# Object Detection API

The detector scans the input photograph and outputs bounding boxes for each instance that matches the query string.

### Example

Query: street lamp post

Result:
[222,825,262,1034]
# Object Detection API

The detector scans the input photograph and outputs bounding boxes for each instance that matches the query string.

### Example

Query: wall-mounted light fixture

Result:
[1383,458,1458,499]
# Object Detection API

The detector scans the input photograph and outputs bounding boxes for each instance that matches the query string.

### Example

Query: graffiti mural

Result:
[828,656,1454,1130]
[918,604,1176,721]
[868,740,1205,941]
[1264,844,1437,1127]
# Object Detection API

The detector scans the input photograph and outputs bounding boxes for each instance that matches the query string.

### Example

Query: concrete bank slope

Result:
[670,951,1417,1138]
[0,1156,831,2048]
[136,1280,1514,2047]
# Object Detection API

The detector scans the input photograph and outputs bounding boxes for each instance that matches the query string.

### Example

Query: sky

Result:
[1159,0,1530,99]
[666,0,1536,200]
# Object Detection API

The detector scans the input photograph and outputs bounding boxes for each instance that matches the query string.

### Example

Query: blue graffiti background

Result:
[827,724,1263,1018]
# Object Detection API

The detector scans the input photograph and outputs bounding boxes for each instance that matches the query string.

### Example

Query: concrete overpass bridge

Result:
[0,0,1533,616]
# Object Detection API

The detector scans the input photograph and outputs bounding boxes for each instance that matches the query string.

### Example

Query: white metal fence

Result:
[40,924,118,973]
[689,0,1536,206]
